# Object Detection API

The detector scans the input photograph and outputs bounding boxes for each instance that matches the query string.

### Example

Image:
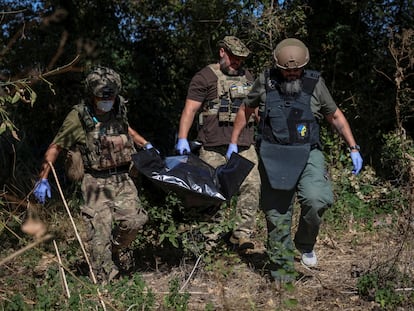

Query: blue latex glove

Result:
[143,142,160,154]
[226,143,238,159]
[176,138,191,155]
[350,151,363,175]
[143,142,154,150]
[34,178,51,204]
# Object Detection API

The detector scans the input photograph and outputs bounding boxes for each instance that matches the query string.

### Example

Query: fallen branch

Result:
[395,287,414,292]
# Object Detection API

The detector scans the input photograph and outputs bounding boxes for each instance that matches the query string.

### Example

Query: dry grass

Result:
[1,195,414,310]
[136,222,414,311]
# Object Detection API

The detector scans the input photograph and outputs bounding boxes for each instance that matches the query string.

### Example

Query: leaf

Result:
[11,92,21,104]
[30,90,37,107]
[168,236,179,248]
[0,122,6,135]
[11,129,20,141]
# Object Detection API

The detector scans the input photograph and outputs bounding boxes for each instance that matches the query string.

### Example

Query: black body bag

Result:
[131,149,254,208]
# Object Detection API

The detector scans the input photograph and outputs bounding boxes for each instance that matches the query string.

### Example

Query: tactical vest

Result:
[200,64,253,125]
[258,69,321,190]
[73,97,136,171]
[259,69,320,147]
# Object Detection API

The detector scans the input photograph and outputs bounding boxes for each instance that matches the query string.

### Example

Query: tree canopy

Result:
[1,0,413,180]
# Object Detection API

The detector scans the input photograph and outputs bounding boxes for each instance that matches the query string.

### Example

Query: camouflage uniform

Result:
[52,67,148,282]
[81,173,148,280]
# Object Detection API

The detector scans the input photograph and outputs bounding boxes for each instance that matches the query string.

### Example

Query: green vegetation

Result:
[1,0,414,310]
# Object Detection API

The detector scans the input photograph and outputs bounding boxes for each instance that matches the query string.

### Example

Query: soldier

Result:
[228,38,363,283]
[176,36,260,250]
[33,66,153,283]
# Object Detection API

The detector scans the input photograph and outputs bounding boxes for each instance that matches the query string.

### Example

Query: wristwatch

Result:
[349,145,360,151]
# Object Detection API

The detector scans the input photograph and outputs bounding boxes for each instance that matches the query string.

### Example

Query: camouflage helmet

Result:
[273,38,310,69]
[85,66,122,98]
[219,36,251,58]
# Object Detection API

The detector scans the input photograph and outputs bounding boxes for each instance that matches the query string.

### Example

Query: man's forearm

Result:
[230,105,249,144]
[327,109,357,147]
[39,144,61,179]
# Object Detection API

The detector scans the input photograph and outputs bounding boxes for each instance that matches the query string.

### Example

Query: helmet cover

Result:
[85,66,122,98]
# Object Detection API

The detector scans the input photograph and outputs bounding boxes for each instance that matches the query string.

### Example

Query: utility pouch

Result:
[218,99,231,122]
[65,148,85,181]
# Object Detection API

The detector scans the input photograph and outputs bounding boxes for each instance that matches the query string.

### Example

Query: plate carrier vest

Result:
[73,97,136,171]
[259,69,321,147]
[199,64,254,125]
[257,69,321,190]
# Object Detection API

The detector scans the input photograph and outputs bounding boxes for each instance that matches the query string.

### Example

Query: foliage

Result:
[135,181,239,259]
[380,131,414,181]
[1,267,156,310]
[0,0,413,175]
[0,79,37,151]
[326,163,407,230]
[108,273,156,310]
[357,266,413,310]
[320,125,407,230]
[163,278,190,311]
[1,0,414,309]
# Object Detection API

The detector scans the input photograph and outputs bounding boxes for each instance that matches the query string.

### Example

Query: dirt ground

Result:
[2,201,413,310]
[137,223,414,311]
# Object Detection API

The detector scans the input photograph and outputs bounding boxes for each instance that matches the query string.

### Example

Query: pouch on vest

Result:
[65,148,85,181]
[259,140,310,190]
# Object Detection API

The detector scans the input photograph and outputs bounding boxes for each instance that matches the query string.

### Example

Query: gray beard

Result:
[219,58,239,76]
[280,79,303,96]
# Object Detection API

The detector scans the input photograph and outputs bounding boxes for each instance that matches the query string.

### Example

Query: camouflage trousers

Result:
[81,172,148,280]
[199,145,260,239]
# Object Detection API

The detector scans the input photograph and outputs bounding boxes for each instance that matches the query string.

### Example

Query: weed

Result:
[163,277,190,311]
[107,273,155,310]
[357,266,413,310]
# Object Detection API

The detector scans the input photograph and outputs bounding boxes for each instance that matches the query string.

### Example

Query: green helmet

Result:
[85,66,122,98]
[219,36,251,58]
[273,38,310,69]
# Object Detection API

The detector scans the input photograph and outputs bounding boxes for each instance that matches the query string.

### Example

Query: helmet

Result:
[85,66,122,98]
[273,38,310,69]
[219,36,251,58]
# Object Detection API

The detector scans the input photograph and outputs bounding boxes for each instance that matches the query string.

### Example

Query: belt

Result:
[85,165,130,178]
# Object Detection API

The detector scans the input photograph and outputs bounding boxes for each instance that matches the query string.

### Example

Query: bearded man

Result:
[176,36,260,250]
[228,38,363,284]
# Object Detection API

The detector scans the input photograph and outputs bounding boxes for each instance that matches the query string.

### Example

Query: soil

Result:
[131,222,413,311]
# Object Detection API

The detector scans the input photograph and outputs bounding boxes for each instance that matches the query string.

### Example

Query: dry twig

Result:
[180,255,203,292]
[53,240,71,299]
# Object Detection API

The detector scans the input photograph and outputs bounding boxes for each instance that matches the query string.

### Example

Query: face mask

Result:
[96,100,114,112]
